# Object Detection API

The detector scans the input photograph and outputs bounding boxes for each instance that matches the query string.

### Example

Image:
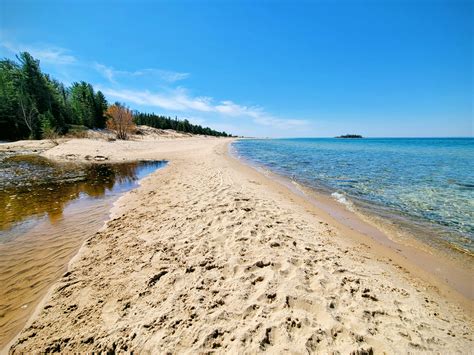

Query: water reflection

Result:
[0,155,166,348]
[0,155,166,234]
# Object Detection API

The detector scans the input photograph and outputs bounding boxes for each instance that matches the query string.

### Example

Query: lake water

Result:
[0,154,166,348]
[233,138,474,255]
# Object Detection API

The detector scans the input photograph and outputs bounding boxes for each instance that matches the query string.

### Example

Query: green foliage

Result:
[0,51,230,140]
[70,82,91,127]
[39,110,53,134]
[134,113,231,137]
[94,91,108,128]
[0,59,23,139]
[0,52,109,141]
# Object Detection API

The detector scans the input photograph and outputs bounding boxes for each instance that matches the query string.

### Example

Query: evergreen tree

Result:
[133,112,231,137]
[69,82,96,127]
[94,90,108,128]
[0,59,23,139]
[0,51,226,140]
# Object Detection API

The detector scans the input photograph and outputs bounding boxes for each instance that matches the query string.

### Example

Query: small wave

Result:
[331,192,354,211]
[455,182,474,190]
[290,179,307,195]
[447,179,474,189]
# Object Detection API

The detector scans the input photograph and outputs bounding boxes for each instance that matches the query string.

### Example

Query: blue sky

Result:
[1,0,472,137]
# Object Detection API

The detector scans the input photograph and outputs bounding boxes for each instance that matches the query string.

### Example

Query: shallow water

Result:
[233,138,474,254]
[0,154,166,348]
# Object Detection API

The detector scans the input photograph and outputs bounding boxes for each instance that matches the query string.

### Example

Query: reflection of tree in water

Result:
[81,163,139,198]
[0,160,147,231]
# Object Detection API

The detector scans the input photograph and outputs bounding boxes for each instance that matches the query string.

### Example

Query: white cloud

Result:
[181,116,206,126]
[215,100,260,117]
[0,36,307,134]
[146,69,189,82]
[99,87,213,112]
[214,100,307,129]
[0,40,76,65]
[93,63,116,83]
[94,63,189,84]
[99,86,309,129]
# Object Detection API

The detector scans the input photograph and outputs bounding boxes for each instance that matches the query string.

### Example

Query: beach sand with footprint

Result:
[7,137,472,353]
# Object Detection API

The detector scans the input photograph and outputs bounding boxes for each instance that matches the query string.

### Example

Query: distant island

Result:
[336,134,363,138]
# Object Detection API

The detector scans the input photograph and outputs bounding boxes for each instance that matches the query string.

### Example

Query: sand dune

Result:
[7,137,473,353]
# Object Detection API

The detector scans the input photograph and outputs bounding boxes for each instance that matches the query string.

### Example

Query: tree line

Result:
[0,52,107,140]
[134,112,230,137]
[0,51,231,141]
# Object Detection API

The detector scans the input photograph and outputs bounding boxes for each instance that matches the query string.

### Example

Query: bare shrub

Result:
[106,103,135,140]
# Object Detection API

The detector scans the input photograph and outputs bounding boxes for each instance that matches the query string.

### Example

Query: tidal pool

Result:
[0,154,166,348]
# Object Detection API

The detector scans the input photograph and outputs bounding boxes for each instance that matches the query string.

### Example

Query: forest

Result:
[0,52,231,141]
[134,113,230,137]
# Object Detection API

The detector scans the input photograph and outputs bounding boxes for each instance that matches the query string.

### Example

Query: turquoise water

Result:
[233,138,474,253]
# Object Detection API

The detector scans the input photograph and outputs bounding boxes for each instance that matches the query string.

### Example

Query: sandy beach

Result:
[3,136,473,353]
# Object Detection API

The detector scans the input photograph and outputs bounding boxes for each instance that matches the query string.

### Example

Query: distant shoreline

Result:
[235,137,473,140]
[335,134,363,138]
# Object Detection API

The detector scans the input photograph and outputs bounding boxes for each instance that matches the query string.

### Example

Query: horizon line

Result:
[239,136,474,139]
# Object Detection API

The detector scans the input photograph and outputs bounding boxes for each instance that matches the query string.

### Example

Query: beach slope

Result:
[9,138,473,353]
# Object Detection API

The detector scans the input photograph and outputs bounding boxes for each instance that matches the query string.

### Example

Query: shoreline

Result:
[0,158,168,352]
[4,137,473,353]
[0,137,228,352]
[228,143,474,307]
[231,138,474,259]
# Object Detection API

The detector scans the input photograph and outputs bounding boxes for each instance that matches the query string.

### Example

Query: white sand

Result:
[5,136,473,353]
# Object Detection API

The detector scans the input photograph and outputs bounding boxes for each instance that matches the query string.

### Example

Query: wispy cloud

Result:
[0,40,77,65]
[99,86,308,129]
[0,36,307,133]
[94,63,189,84]
[93,63,116,83]
[148,69,190,83]
[99,87,213,112]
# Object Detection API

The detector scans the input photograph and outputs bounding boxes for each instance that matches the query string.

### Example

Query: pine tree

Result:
[94,91,108,128]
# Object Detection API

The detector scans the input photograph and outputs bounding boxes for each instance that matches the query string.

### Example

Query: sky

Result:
[0,0,472,137]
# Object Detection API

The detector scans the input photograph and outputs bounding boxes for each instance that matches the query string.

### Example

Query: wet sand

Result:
[3,136,473,353]
[0,199,113,346]
[240,162,474,304]
[0,158,166,347]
